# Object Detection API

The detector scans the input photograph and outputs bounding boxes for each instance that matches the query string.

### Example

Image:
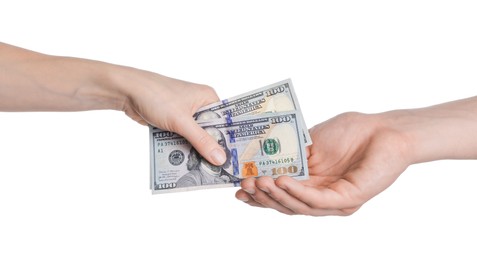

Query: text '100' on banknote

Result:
[194,79,311,145]
[150,111,308,194]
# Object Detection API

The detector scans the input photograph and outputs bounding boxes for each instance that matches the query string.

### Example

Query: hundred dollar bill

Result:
[150,111,309,194]
[193,79,312,145]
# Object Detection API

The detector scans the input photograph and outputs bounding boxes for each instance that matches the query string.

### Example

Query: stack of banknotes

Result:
[149,79,310,194]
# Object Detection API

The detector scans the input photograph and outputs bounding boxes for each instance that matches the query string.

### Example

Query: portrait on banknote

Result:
[175,127,240,188]
[150,109,309,193]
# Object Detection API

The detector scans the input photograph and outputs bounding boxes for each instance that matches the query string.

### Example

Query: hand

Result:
[0,42,226,165]
[117,70,227,165]
[235,112,411,216]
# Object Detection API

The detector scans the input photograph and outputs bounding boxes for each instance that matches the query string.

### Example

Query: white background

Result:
[1,1,477,259]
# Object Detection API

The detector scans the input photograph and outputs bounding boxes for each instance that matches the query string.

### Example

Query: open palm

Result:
[236,112,411,216]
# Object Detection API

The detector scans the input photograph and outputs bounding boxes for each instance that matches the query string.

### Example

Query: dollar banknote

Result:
[150,111,309,193]
[193,79,312,145]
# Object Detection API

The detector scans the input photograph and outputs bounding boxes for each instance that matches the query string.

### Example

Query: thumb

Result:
[175,119,226,166]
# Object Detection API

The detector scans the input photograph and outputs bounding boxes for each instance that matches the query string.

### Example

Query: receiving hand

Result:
[236,112,411,216]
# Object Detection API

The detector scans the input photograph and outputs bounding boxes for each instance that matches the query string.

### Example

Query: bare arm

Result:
[394,96,477,163]
[0,42,125,111]
[236,96,477,216]
[0,42,226,165]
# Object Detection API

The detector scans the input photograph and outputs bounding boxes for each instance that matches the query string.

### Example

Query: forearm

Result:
[0,42,127,112]
[381,96,477,164]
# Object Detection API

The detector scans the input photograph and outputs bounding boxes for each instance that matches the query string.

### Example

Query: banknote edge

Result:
[152,183,237,194]
[194,78,312,146]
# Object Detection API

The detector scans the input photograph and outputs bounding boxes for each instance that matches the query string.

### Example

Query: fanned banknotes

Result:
[150,111,308,194]
[150,79,310,193]
[194,79,311,145]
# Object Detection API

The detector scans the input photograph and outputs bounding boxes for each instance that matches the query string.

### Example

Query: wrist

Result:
[379,98,477,164]
[99,63,161,113]
[376,110,426,165]
[85,61,132,111]
[32,56,129,112]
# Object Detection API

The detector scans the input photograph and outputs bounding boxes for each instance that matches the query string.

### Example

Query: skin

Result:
[236,96,477,216]
[0,42,226,166]
[201,127,226,173]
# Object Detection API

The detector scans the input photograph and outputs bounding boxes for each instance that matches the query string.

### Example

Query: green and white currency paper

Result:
[150,112,308,193]
[194,79,311,145]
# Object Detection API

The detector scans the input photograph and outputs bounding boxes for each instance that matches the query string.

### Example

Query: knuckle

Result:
[240,180,255,191]
[252,193,271,206]
[168,120,181,133]
[198,132,213,145]
[268,191,284,204]
[197,84,219,99]
[337,111,364,120]
[275,176,291,189]
[256,176,273,188]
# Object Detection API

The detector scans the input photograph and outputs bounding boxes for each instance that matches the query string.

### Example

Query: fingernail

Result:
[210,148,226,165]
[237,196,249,202]
[243,188,255,195]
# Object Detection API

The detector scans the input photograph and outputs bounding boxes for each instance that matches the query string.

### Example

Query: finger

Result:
[276,176,362,210]
[237,178,267,208]
[240,177,294,214]
[187,83,221,112]
[239,176,258,195]
[306,145,311,159]
[175,119,226,166]
[253,177,346,216]
[235,189,264,208]
[241,177,356,216]
[237,185,352,216]
[199,84,220,106]
[256,176,313,214]
[243,177,295,215]
[124,108,148,126]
